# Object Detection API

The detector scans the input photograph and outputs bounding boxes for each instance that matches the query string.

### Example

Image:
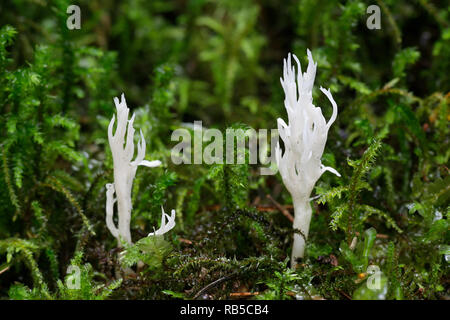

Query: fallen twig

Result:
[230,292,260,297]
[266,194,294,223]
[178,237,193,245]
[0,266,9,276]
[193,273,237,299]
[337,289,352,300]
[355,231,389,239]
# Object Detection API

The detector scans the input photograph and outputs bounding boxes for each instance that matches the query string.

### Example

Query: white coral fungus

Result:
[106,93,174,246]
[148,206,176,236]
[275,50,340,268]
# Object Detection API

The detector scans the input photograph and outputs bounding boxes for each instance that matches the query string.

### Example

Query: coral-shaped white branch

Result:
[275,50,340,268]
[148,206,176,236]
[106,93,173,246]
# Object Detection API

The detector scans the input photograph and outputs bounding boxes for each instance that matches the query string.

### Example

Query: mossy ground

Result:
[0,0,448,300]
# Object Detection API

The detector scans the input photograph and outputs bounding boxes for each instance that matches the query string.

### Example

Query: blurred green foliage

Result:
[0,0,448,300]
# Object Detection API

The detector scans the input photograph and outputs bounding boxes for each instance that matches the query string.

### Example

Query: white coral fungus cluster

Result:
[106,93,175,246]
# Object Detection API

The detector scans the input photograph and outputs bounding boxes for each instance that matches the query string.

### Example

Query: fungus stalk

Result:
[106,93,172,246]
[275,50,340,269]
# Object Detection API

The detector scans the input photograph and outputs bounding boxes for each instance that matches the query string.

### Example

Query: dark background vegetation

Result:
[0,0,448,299]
